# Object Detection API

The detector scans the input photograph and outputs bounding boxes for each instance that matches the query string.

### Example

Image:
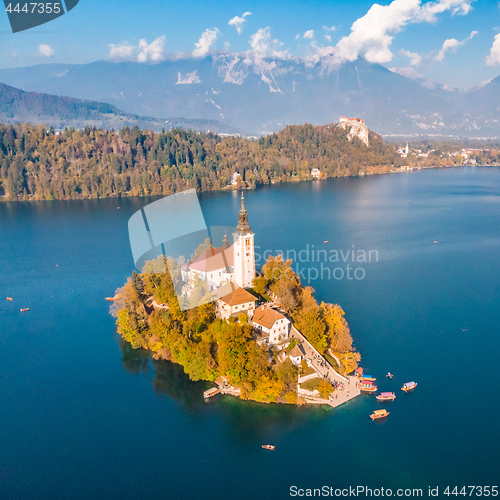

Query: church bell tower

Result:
[233,192,255,288]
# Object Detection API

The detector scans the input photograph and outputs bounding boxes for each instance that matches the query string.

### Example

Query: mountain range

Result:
[0,55,499,138]
[0,82,242,134]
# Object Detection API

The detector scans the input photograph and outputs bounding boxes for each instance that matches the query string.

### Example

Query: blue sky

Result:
[1,0,500,88]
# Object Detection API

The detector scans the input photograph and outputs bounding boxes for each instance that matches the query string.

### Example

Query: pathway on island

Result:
[289,325,361,408]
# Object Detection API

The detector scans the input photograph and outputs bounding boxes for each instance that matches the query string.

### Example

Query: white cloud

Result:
[400,48,423,66]
[39,44,54,57]
[295,34,300,40]
[228,12,251,34]
[400,30,477,66]
[323,25,336,32]
[244,27,288,92]
[193,28,219,57]
[417,0,473,22]
[138,36,165,62]
[176,71,202,84]
[245,27,288,67]
[223,41,231,51]
[327,0,474,66]
[324,34,332,42]
[303,30,315,39]
[108,42,134,59]
[486,33,500,66]
[434,30,477,61]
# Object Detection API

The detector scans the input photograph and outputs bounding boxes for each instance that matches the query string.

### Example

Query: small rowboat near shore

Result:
[6,297,13,301]
[402,381,417,392]
[262,445,275,450]
[370,409,390,420]
[376,392,396,401]
[105,297,116,302]
[359,375,376,382]
[20,308,29,312]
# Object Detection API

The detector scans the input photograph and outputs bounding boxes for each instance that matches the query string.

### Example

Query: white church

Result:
[183,192,256,293]
[183,192,290,344]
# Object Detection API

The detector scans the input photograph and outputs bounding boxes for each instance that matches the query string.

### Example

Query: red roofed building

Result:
[252,305,290,345]
[218,286,257,320]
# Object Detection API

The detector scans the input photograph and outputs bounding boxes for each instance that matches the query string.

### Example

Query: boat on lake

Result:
[358,381,377,393]
[370,409,390,420]
[262,445,275,450]
[105,297,116,302]
[323,240,329,244]
[402,381,417,392]
[359,375,376,381]
[6,297,13,301]
[376,392,396,401]
[20,308,29,312]
[386,372,393,378]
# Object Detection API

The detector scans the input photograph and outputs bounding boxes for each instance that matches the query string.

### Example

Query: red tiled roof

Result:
[189,245,233,273]
[252,305,286,329]
[289,344,304,358]
[220,287,257,306]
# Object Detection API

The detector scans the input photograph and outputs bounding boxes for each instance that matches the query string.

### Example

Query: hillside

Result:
[0,82,242,135]
[0,56,499,137]
[0,121,397,200]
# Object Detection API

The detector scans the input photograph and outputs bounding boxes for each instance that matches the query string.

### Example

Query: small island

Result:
[112,194,361,406]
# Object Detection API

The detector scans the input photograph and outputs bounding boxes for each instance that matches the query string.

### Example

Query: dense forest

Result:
[113,255,359,404]
[0,121,398,200]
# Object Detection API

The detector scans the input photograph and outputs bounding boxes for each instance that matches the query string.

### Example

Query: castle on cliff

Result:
[338,117,369,147]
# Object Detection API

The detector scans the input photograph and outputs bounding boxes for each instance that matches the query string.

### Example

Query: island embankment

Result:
[111,254,362,407]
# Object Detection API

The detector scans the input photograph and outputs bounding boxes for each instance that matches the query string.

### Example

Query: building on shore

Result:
[289,343,305,365]
[311,168,321,179]
[252,305,290,346]
[218,287,257,320]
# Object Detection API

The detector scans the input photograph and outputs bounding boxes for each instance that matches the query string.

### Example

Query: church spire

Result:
[222,230,230,249]
[236,192,251,234]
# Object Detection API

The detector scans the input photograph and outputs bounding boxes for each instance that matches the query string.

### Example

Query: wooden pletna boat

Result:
[370,409,390,420]
[358,381,378,393]
[262,445,275,450]
[20,308,29,312]
[359,374,376,382]
[323,240,329,244]
[105,297,116,302]
[401,381,417,392]
[376,392,396,401]
[6,297,13,301]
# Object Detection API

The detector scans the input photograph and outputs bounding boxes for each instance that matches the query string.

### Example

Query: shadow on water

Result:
[118,339,150,376]
[117,336,334,437]
[117,337,210,412]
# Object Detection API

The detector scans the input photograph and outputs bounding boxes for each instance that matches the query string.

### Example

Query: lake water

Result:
[1,168,499,499]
